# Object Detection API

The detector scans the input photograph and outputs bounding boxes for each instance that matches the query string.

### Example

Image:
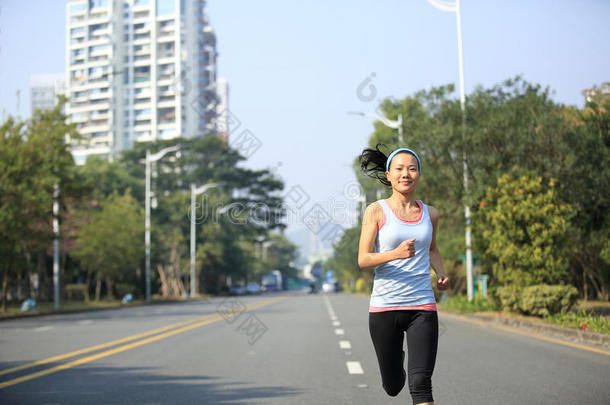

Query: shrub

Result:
[477,173,574,287]
[64,284,89,302]
[519,284,579,316]
[439,294,498,313]
[545,309,610,334]
[355,278,370,294]
[496,285,521,312]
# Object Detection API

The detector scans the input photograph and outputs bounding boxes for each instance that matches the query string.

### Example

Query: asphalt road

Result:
[1,291,608,404]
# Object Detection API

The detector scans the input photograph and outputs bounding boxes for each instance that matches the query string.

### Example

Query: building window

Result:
[134,66,151,83]
[156,0,175,16]
[70,27,86,37]
[158,107,176,124]
[89,0,108,10]
[70,2,87,13]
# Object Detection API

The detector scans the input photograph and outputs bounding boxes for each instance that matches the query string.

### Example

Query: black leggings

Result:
[369,310,438,404]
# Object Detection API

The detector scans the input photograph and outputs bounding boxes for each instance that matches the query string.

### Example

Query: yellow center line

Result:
[0,296,286,389]
[0,314,214,377]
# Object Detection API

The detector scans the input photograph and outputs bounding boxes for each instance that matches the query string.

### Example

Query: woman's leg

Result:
[369,311,407,396]
[405,310,438,405]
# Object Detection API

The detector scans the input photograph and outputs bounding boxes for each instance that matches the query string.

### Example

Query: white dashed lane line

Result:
[324,295,366,376]
[34,326,53,332]
[78,320,93,325]
[346,361,364,374]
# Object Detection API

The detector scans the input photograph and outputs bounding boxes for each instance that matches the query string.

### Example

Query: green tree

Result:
[477,173,574,287]
[348,77,610,300]
[72,191,143,300]
[262,233,300,285]
[325,225,362,291]
[118,135,287,295]
[0,99,81,309]
[561,93,610,299]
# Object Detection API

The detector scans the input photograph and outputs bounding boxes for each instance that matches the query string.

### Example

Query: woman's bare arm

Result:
[358,203,415,269]
[428,205,450,290]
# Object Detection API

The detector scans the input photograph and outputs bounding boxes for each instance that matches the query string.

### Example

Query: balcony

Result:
[157,54,175,63]
[157,72,175,82]
[134,120,152,128]
[158,87,175,97]
[134,33,150,41]
[70,15,86,24]
[88,55,110,63]
[70,37,86,46]
[134,24,150,35]
[90,27,110,37]
[89,49,111,58]
[134,47,151,57]
[134,11,149,19]
[134,88,152,99]
[157,34,175,44]
[71,94,88,104]
[89,77,110,86]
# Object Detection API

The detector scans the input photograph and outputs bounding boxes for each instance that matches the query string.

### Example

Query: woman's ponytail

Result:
[359,143,391,186]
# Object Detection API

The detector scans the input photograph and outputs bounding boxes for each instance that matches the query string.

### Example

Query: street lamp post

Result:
[189,182,225,297]
[144,145,181,303]
[426,0,474,301]
[53,183,60,310]
[348,111,404,143]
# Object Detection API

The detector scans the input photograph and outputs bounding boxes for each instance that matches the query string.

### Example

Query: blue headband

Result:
[385,148,421,172]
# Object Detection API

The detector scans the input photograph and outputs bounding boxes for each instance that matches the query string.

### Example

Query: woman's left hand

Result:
[437,276,450,291]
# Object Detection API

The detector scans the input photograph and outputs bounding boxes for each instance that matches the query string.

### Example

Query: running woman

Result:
[358,144,450,405]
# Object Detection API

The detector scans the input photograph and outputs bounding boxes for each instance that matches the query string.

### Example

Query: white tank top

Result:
[369,199,437,311]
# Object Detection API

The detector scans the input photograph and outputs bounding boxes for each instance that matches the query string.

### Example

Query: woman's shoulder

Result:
[364,201,384,223]
[423,203,439,222]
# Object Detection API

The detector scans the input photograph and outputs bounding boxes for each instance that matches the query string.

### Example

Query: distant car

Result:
[246,282,261,295]
[229,284,245,295]
[322,282,336,293]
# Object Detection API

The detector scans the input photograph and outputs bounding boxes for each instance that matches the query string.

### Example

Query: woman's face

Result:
[385,152,420,193]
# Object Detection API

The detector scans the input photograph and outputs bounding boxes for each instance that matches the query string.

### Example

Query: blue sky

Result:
[1,0,609,250]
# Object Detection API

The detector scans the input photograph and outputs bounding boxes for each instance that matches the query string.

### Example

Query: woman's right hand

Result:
[394,238,416,259]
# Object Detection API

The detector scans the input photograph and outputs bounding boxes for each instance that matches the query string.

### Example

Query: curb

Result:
[0,296,213,322]
[442,310,610,350]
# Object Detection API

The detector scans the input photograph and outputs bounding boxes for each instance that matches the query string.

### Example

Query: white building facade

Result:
[30,74,66,114]
[66,0,219,164]
[215,77,228,143]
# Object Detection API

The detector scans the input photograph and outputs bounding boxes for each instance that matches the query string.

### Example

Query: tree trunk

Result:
[583,268,588,301]
[85,271,91,303]
[95,271,102,301]
[158,264,169,298]
[37,251,45,301]
[2,265,8,312]
[105,277,113,300]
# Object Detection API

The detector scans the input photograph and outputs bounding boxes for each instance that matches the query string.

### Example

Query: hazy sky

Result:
[1,0,609,250]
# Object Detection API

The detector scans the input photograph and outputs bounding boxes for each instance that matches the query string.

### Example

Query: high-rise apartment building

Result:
[66,0,219,164]
[215,77,228,143]
[30,74,66,114]
[582,82,610,104]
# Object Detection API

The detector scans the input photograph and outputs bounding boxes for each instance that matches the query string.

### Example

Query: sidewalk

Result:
[440,309,610,351]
